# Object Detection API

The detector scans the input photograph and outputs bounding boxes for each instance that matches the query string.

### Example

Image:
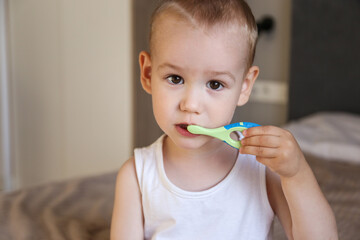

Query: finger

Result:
[241,135,281,148]
[240,145,279,158]
[243,125,282,137]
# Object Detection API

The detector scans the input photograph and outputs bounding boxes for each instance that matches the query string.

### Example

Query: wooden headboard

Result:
[288,0,360,120]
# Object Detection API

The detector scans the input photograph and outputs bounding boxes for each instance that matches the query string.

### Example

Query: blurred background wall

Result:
[1,0,132,190]
[234,0,291,126]
[1,0,290,190]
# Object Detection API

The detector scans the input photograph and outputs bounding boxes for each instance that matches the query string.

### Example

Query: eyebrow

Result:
[157,63,183,72]
[206,70,236,82]
[157,63,236,82]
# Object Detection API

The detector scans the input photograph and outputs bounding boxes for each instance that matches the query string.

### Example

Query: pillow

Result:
[284,112,360,164]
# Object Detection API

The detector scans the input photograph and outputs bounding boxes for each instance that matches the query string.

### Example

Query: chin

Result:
[166,133,214,150]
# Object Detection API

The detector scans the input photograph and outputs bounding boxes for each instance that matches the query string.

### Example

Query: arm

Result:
[110,157,144,240]
[240,126,338,240]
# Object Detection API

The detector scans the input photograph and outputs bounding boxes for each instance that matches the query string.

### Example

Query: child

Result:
[111,0,338,239]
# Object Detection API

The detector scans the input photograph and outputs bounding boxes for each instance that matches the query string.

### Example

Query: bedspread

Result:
[0,172,116,240]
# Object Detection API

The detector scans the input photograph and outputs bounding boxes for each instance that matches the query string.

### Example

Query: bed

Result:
[0,171,117,240]
[0,112,359,239]
[1,0,359,239]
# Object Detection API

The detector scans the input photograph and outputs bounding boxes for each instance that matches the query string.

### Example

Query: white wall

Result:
[0,0,12,191]
[249,0,291,84]
[8,0,132,189]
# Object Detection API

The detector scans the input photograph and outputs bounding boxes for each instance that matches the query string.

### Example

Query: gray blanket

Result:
[0,172,116,240]
[273,154,360,239]
[0,154,359,239]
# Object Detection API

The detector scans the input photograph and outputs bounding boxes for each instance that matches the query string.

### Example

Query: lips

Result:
[175,123,198,137]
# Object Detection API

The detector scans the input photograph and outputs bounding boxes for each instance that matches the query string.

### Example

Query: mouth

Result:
[177,123,189,130]
[175,123,197,137]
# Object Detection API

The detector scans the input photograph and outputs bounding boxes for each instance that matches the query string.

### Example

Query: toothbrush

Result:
[187,122,261,149]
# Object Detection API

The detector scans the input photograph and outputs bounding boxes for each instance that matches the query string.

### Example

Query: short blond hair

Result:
[149,0,258,68]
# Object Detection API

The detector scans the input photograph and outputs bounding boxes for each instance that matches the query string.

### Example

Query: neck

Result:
[162,135,239,192]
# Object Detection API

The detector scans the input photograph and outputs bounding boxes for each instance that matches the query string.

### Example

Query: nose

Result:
[179,87,202,114]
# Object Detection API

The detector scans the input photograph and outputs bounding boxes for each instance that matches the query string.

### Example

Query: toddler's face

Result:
[141,14,256,150]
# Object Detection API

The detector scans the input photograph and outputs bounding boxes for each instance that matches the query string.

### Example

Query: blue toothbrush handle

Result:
[224,122,261,130]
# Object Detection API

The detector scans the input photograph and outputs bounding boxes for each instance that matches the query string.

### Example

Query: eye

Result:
[207,80,224,90]
[166,75,184,85]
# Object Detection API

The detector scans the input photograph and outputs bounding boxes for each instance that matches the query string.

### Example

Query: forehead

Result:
[150,13,250,72]
[151,10,249,49]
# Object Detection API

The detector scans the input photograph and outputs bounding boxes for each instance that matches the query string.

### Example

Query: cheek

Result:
[151,89,175,123]
[151,98,166,130]
[209,95,239,123]
[152,95,166,115]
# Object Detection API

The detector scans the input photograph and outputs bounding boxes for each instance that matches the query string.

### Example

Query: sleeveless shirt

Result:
[134,135,274,240]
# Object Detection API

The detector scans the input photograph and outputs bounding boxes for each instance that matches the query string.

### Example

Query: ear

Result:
[139,51,152,94]
[237,66,259,106]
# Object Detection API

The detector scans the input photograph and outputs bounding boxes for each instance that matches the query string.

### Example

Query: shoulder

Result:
[115,157,141,195]
[115,157,141,204]
[111,157,144,239]
[118,157,136,179]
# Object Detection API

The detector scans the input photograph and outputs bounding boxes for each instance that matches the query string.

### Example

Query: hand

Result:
[240,126,306,178]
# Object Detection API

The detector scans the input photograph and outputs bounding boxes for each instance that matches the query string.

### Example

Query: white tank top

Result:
[134,135,274,240]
